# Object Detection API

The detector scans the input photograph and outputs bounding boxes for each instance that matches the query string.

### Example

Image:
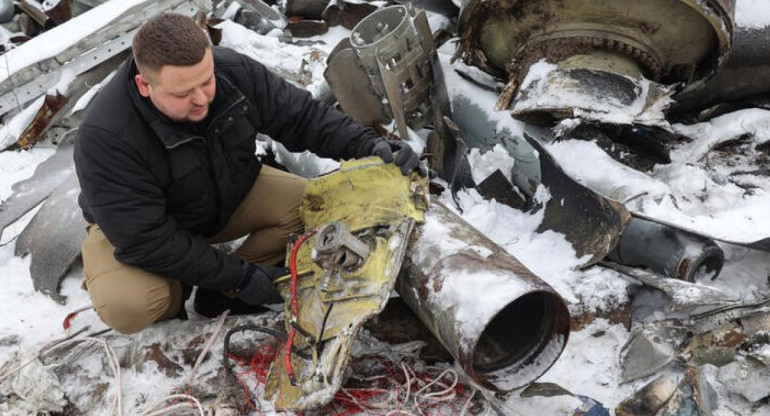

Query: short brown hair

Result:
[132,13,211,80]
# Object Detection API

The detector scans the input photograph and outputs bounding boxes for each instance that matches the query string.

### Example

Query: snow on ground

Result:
[1,1,770,415]
[736,0,770,29]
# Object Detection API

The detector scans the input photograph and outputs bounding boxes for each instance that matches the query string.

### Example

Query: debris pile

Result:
[1,0,770,415]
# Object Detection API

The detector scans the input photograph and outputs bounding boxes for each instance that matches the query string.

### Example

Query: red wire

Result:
[62,311,78,330]
[285,230,316,385]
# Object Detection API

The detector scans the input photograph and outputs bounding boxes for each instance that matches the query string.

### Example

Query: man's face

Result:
[135,48,216,123]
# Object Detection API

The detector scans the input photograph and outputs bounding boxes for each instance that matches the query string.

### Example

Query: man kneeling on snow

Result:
[74,13,425,334]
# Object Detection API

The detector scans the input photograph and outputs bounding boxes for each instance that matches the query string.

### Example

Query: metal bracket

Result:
[0,29,135,118]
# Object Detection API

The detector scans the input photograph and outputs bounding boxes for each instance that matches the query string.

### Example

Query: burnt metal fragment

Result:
[284,0,330,20]
[321,0,379,30]
[616,375,678,416]
[684,322,746,366]
[601,261,739,315]
[286,18,327,38]
[525,129,631,266]
[223,0,288,35]
[476,169,526,209]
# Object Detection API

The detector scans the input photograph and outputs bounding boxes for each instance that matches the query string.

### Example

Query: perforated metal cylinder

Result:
[350,5,433,131]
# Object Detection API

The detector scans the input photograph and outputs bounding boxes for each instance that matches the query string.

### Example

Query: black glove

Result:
[233,263,288,306]
[370,139,428,177]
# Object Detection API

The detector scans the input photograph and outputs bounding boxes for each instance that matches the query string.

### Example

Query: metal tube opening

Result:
[687,245,725,282]
[473,292,570,374]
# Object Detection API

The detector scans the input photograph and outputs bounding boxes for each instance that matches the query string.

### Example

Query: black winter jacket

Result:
[74,46,380,292]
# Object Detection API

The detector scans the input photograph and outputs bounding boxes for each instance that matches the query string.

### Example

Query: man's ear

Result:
[135,73,152,98]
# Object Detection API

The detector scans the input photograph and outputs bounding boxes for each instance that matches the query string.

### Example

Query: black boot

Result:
[193,288,275,318]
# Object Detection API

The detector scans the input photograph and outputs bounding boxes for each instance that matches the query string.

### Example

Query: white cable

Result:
[400,362,412,411]
[78,336,122,416]
[414,368,458,402]
[138,311,229,416]
[138,394,205,416]
[0,327,90,382]
[1,310,230,416]
[184,310,229,387]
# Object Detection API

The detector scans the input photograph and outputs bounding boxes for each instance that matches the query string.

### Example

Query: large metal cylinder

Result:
[608,217,725,282]
[456,0,735,124]
[397,198,571,391]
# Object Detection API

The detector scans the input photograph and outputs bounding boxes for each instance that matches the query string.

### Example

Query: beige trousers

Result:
[81,166,306,334]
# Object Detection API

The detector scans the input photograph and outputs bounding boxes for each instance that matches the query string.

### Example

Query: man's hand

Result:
[370,139,428,177]
[233,263,288,305]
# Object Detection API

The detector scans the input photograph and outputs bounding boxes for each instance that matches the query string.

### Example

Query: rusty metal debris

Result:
[1,0,770,413]
[616,369,718,416]
[684,322,746,367]
[1,0,211,149]
[398,197,571,391]
[456,0,735,124]
[4,92,67,151]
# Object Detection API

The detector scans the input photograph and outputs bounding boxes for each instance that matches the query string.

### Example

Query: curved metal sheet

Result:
[0,132,75,238]
[15,171,85,303]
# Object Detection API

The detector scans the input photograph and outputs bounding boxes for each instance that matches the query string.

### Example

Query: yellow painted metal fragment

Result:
[266,157,428,410]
